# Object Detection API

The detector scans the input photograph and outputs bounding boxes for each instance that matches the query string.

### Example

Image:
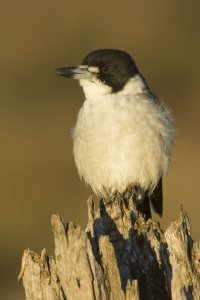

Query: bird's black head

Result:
[82,49,139,93]
[55,49,139,93]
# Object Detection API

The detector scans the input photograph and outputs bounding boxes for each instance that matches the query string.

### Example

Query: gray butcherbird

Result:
[55,49,175,219]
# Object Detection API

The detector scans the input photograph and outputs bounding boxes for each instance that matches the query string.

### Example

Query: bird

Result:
[55,49,175,219]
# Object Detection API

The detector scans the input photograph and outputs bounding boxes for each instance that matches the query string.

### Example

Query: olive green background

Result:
[1,1,200,298]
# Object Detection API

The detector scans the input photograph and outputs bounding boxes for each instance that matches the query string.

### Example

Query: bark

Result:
[19,189,200,300]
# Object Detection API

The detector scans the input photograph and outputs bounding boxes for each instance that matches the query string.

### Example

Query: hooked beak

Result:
[55,65,91,80]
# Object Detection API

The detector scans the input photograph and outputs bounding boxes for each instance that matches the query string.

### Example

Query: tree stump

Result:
[19,189,200,299]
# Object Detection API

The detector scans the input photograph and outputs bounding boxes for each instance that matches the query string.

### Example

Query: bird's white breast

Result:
[72,75,175,196]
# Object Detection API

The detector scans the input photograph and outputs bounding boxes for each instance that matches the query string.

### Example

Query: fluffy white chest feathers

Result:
[72,75,175,196]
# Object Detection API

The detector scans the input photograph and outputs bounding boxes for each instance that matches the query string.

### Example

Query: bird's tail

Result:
[137,177,163,219]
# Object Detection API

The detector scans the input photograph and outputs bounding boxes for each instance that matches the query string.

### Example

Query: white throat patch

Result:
[79,78,112,98]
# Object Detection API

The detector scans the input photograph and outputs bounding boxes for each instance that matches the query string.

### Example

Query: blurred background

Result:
[1,1,200,298]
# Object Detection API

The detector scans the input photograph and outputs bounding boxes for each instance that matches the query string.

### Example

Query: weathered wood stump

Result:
[19,189,200,299]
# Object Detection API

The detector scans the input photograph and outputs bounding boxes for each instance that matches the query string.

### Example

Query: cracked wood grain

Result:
[20,190,200,300]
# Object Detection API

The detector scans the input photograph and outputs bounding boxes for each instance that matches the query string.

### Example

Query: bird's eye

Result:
[101,65,109,73]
